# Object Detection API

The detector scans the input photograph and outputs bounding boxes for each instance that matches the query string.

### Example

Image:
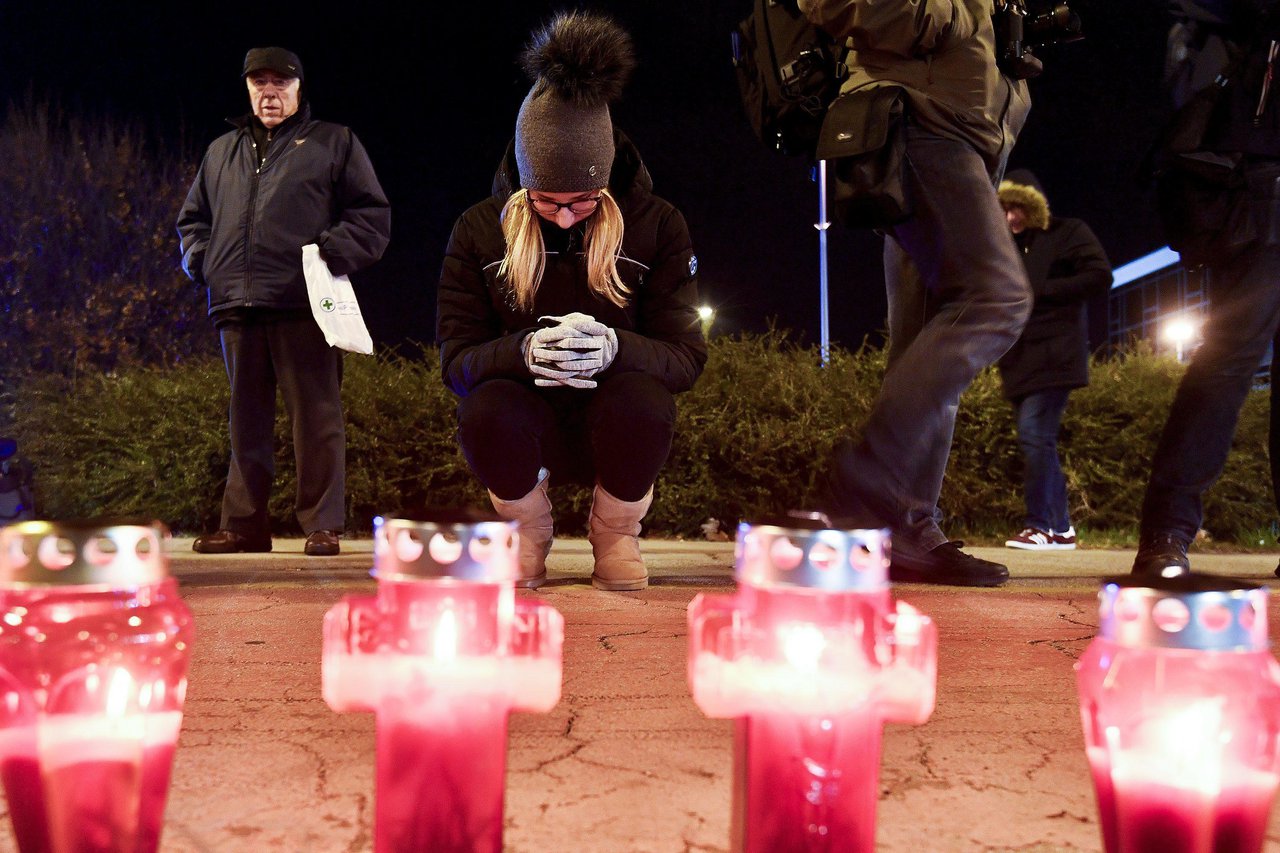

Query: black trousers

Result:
[218,313,346,535]
[456,373,677,503]
[1142,162,1280,543]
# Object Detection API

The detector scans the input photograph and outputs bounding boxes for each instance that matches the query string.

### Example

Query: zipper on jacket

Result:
[244,135,262,307]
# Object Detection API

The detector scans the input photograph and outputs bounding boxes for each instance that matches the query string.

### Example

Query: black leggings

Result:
[456,373,677,502]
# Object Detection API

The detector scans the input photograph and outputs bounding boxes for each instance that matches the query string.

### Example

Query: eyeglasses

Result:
[528,195,602,215]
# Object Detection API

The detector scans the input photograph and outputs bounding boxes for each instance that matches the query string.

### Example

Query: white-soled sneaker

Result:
[1005,527,1056,550]
[1049,526,1078,550]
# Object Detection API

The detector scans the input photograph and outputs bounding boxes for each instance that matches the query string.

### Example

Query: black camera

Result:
[995,0,1084,79]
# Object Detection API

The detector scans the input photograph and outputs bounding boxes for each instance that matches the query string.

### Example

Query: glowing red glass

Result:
[0,520,194,853]
[323,515,563,853]
[687,518,936,852]
[1076,575,1280,853]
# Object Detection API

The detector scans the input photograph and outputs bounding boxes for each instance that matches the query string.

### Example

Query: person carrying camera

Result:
[436,12,707,591]
[1133,0,1280,576]
[801,0,1033,585]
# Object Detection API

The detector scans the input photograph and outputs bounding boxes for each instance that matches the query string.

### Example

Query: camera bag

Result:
[1146,37,1254,267]
[814,84,913,229]
[731,0,846,158]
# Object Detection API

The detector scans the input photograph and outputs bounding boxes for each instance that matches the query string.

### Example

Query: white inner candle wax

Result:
[691,651,929,719]
[37,710,182,769]
[325,654,562,715]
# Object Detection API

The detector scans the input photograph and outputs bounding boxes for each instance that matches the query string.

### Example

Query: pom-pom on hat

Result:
[515,11,636,192]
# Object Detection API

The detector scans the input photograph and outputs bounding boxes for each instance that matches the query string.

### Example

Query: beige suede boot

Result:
[588,484,653,591]
[488,468,552,589]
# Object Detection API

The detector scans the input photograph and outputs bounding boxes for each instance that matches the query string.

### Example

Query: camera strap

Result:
[1254,40,1278,126]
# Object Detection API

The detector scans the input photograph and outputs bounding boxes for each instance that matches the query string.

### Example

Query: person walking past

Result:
[801,0,1034,585]
[436,12,706,590]
[1133,0,1280,576]
[177,47,391,556]
[997,170,1112,551]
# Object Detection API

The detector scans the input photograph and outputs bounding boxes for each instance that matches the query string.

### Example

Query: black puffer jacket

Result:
[998,217,1112,400]
[176,104,391,314]
[437,130,707,397]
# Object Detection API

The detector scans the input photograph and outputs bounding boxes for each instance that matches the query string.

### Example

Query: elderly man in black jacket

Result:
[996,171,1112,552]
[177,47,390,556]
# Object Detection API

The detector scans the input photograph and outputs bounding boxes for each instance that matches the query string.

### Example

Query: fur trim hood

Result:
[998,180,1051,231]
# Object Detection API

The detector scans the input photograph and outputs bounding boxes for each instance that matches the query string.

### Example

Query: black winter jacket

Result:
[176,104,391,314]
[997,218,1112,400]
[437,131,707,397]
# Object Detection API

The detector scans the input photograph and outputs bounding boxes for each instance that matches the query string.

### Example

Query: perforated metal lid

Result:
[1098,574,1269,652]
[735,513,889,591]
[372,513,519,583]
[0,519,170,587]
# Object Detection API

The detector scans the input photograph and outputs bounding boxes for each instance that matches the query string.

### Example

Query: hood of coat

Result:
[998,168,1051,231]
[491,127,654,203]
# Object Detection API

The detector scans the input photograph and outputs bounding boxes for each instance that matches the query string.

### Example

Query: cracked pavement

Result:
[3,538,1277,852]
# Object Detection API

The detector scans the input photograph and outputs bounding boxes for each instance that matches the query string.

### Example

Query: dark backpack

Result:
[0,439,34,523]
[731,0,846,157]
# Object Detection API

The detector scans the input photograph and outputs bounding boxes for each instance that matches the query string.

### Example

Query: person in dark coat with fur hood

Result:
[996,171,1111,552]
[436,12,707,591]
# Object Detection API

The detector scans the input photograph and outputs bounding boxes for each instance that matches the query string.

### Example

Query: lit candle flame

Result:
[106,668,135,719]
[1107,699,1226,796]
[780,623,827,672]
[435,608,459,662]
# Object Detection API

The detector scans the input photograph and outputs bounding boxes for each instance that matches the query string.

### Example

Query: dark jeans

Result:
[831,129,1031,552]
[1142,161,1280,544]
[456,372,677,503]
[218,314,346,536]
[1014,388,1072,532]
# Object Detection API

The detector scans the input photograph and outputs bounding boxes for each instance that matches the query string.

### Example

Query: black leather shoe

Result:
[192,529,272,554]
[1132,532,1190,577]
[889,541,1009,587]
[305,530,341,556]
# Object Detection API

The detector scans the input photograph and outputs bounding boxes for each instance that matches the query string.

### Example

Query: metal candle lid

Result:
[373,513,519,583]
[736,514,889,591]
[1098,574,1269,652]
[0,519,170,587]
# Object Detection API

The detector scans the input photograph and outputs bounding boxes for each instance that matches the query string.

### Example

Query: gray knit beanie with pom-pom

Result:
[515,12,636,192]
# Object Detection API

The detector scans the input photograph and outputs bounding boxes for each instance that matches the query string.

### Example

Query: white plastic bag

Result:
[302,244,374,355]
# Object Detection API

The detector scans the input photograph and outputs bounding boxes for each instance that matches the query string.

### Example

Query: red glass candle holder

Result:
[688,516,937,853]
[0,519,194,853]
[1076,574,1280,853]
[323,514,564,853]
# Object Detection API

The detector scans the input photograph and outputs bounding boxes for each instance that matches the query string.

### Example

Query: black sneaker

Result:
[1131,532,1190,577]
[889,541,1009,587]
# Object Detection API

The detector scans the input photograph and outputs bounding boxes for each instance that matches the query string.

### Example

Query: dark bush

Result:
[0,100,215,393]
[9,335,1274,543]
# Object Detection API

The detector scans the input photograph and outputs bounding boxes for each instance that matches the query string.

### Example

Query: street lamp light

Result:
[1162,314,1200,363]
[698,305,715,338]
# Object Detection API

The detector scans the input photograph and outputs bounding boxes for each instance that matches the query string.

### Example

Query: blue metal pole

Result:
[816,159,831,367]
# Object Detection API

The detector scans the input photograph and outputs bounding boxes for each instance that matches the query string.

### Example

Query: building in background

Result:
[1108,247,1221,366]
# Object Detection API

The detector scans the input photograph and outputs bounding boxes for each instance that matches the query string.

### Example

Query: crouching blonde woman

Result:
[435,12,706,590]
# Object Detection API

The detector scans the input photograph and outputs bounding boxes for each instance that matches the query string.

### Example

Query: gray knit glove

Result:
[540,313,618,377]
[523,324,603,389]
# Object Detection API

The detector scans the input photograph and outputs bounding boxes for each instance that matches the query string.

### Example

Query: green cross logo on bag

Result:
[320,298,335,313]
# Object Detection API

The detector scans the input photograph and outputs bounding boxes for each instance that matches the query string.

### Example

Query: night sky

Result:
[0,1,1170,352]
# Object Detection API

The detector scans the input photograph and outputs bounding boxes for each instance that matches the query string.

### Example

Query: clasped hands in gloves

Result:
[523,312,618,389]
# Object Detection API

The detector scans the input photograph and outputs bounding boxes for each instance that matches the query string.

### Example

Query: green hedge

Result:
[9,334,1274,542]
